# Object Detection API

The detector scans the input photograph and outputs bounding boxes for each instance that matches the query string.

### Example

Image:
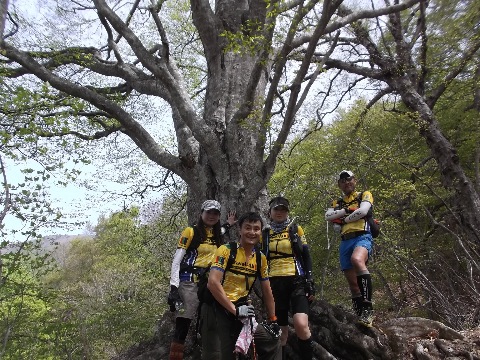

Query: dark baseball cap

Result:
[338,170,354,181]
[269,196,290,211]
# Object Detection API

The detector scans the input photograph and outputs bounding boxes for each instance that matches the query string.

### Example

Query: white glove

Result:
[236,304,255,318]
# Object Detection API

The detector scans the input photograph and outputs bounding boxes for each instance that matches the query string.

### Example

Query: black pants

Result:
[200,302,281,360]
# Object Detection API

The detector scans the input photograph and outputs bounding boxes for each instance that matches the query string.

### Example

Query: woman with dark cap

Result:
[167,200,235,360]
[263,196,315,360]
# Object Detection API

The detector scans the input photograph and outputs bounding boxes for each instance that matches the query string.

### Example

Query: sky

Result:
[3,157,131,241]
[2,0,174,241]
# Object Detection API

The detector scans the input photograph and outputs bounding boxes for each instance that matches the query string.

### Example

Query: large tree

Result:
[0,0,430,221]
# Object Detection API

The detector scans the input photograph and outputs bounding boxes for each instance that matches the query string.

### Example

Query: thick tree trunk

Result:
[183,0,271,221]
[392,76,480,243]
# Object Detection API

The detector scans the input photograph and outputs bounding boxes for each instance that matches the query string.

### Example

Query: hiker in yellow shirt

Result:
[167,200,235,360]
[325,170,375,327]
[202,212,281,360]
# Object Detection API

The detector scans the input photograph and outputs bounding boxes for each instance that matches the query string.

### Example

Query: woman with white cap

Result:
[167,200,235,360]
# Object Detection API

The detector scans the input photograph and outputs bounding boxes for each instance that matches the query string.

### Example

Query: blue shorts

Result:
[339,233,373,271]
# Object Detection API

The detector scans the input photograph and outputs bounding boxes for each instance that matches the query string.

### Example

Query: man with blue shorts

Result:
[325,170,375,327]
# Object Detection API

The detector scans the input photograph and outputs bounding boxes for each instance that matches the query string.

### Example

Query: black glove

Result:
[262,321,281,339]
[305,279,316,299]
[236,304,255,318]
[167,285,181,312]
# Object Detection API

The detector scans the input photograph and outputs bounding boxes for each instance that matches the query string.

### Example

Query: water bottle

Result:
[333,223,342,233]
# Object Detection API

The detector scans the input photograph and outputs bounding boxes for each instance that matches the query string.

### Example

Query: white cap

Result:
[201,200,221,211]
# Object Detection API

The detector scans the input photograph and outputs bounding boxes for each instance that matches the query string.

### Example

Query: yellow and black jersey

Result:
[211,243,268,303]
[332,191,373,236]
[262,225,308,277]
[178,226,219,282]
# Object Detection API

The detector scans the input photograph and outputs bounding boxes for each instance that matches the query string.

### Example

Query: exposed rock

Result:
[113,300,480,360]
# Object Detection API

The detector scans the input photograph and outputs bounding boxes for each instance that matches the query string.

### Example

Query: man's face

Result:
[338,176,356,195]
[270,206,289,223]
[201,209,221,226]
[239,220,262,246]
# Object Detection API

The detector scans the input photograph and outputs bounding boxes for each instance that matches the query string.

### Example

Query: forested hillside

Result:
[2,99,479,358]
[1,0,479,358]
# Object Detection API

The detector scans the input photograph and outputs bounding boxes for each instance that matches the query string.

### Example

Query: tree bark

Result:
[392,77,480,241]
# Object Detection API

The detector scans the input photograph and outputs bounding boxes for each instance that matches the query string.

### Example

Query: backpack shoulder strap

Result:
[189,225,202,250]
[288,223,303,256]
[256,249,262,277]
[215,242,238,286]
[289,223,299,236]
[356,191,364,205]
[262,228,270,260]
[225,241,237,272]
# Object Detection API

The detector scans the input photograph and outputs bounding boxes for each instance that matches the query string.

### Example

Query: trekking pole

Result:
[247,298,256,359]
[287,217,297,229]
[321,220,335,299]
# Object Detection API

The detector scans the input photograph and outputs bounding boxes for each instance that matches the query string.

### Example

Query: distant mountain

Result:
[3,234,92,259]
[40,234,87,251]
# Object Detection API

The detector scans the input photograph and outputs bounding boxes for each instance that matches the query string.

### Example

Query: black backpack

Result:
[337,191,380,238]
[262,224,302,257]
[262,224,312,278]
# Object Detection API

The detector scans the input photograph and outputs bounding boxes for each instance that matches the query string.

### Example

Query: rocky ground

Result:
[399,325,480,359]
[114,303,480,360]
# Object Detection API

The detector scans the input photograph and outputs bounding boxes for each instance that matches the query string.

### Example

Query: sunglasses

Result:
[339,176,354,183]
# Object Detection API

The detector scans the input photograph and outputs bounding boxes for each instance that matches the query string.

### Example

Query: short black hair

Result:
[238,212,264,229]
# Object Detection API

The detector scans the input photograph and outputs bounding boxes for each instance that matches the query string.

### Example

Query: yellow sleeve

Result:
[361,191,374,205]
[211,244,231,271]
[177,227,194,250]
[297,225,308,246]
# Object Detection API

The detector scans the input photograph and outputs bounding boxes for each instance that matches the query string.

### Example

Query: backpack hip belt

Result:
[341,231,367,240]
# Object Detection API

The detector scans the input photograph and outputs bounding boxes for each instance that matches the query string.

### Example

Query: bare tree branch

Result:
[149,0,170,62]
[426,39,480,108]
[2,43,186,178]
[0,154,10,223]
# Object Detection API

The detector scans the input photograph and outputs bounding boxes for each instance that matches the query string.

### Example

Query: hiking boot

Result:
[169,341,184,360]
[358,309,374,327]
[351,297,363,317]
